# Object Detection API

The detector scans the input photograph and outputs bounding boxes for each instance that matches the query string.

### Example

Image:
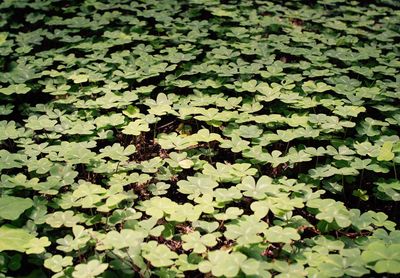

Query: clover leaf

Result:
[181,231,217,253]
[374,180,400,201]
[0,196,33,220]
[224,215,268,245]
[0,84,31,95]
[361,241,400,274]
[0,225,35,252]
[98,143,136,161]
[68,73,89,84]
[198,250,248,277]
[46,210,81,228]
[72,181,107,208]
[237,176,273,200]
[142,241,178,267]
[377,141,394,161]
[122,119,150,136]
[25,115,57,130]
[72,260,108,278]
[101,229,146,250]
[264,226,300,243]
[25,237,51,254]
[214,207,243,221]
[307,199,352,227]
[302,81,332,93]
[177,175,219,199]
[44,255,73,273]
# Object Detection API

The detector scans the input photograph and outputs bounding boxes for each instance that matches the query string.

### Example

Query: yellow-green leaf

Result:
[377,142,394,161]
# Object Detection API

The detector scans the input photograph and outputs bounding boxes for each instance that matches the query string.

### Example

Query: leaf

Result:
[264,226,300,243]
[181,231,217,253]
[251,195,304,218]
[25,237,51,254]
[0,225,35,252]
[25,115,57,130]
[198,250,247,277]
[98,143,136,161]
[69,73,89,83]
[165,152,193,169]
[142,241,178,267]
[237,176,273,200]
[224,215,268,245]
[0,84,31,95]
[307,199,352,227]
[238,125,263,138]
[121,120,150,136]
[0,32,7,45]
[72,182,107,208]
[44,255,73,273]
[302,81,332,93]
[190,128,222,142]
[220,135,250,153]
[210,8,236,18]
[100,229,146,251]
[177,175,219,199]
[72,260,108,278]
[214,207,243,221]
[0,196,33,220]
[377,142,394,161]
[0,150,27,171]
[46,210,81,228]
[361,241,400,273]
[375,180,400,201]
[157,132,197,150]
[139,197,178,219]
[0,120,25,140]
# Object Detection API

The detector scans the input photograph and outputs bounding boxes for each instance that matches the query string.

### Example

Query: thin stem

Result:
[341,175,346,202]
[153,122,157,139]
[358,169,364,189]
[284,142,290,155]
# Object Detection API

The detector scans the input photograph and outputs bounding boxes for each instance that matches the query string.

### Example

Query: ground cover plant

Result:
[0,0,399,277]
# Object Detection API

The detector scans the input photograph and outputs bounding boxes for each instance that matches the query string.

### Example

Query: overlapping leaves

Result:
[0,0,399,277]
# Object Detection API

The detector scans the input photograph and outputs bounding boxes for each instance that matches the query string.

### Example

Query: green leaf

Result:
[72,181,107,208]
[302,81,332,93]
[0,225,35,252]
[375,260,400,274]
[142,241,178,267]
[181,231,217,253]
[44,255,73,273]
[72,260,108,278]
[46,210,81,228]
[177,175,219,199]
[361,241,400,273]
[0,196,33,220]
[377,142,394,161]
[214,207,243,221]
[0,32,7,45]
[375,180,400,201]
[307,199,352,228]
[224,215,268,245]
[198,250,247,277]
[69,73,89,84]
[25,237,51,254]
[98,143,136,161]
[264,226,300,243]
[237,176,273,200]
[0,84,31,95]
[101,229,146,250]
[122,120,150,136]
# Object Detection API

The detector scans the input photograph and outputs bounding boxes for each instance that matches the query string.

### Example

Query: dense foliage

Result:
[0,0,399,277]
